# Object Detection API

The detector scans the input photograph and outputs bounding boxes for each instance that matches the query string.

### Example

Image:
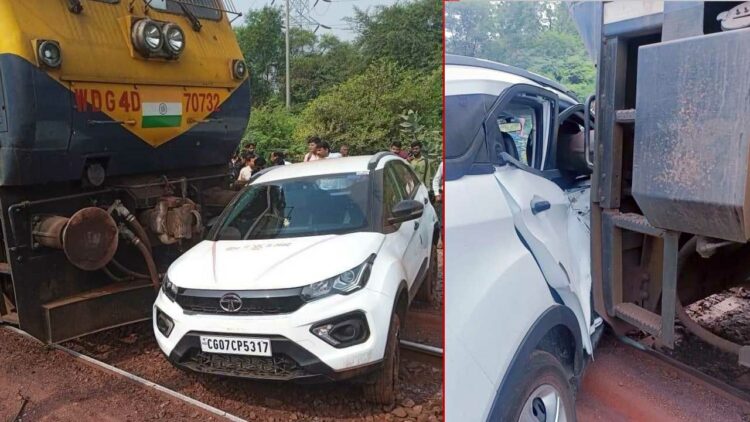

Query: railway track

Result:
[2,315,444,421]
[577,333,750,421]
[618,334,750,404]
[0,325,246,422]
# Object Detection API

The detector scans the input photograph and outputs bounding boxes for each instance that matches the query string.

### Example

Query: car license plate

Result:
[199,335,272,356]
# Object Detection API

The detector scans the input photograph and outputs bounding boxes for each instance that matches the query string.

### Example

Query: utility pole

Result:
[284,0,291,109]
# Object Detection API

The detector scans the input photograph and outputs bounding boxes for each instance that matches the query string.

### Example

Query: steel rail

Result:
[617,335,750,405]
[2,325,246,422]
[3,324,442,416]
[399,339,443,357]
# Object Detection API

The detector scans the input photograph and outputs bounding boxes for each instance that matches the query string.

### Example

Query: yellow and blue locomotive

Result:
[0,0,250,342]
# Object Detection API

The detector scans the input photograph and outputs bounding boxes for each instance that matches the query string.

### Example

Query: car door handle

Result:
[423,197,429,205]
[530,195,551,215]
[414,221,420,230]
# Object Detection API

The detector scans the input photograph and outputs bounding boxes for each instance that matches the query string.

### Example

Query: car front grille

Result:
[181,351,309,380]
[175,289,305,315]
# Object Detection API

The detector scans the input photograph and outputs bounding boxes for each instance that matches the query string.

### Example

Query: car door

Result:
[391,160,432,255]
[383,161,424,291]
[489,86,594,353]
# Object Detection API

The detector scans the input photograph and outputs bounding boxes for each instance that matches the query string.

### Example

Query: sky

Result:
[231,0,399,40]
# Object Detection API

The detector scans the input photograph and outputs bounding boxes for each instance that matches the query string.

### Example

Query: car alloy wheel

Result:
[518,384,567,422]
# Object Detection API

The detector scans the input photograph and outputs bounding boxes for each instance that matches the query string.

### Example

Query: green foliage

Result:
[244,101,304,159]
[236,0,442,157]
[234,7,284,106]
[294,63,442,156]
[350,0,442,71]
[399,110,441,159]
[446,1,595,99]
[286,31,361,106]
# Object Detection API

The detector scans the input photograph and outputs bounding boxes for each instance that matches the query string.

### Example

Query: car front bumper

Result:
[153,287,393,381]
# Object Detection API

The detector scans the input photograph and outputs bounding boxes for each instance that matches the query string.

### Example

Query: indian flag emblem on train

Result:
[142,102,182,128]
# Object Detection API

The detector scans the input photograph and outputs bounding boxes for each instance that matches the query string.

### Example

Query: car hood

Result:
[168,232,385,290]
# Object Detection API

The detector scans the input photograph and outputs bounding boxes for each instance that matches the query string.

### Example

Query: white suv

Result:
[153,153,439,403]
[445,55,602,421]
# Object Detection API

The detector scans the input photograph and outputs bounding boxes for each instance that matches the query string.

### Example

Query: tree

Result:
[244,100,304,158]
[235,7,284,106]
[446,1,595,99]
[350,0,442,71]
[238,0,442,159]
[285,30,361,106]
[445,0,494,58]
[294,62,441,156]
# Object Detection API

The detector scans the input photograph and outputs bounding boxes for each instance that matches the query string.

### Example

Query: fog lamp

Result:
[156,308,174,337]
[311,312,369,348]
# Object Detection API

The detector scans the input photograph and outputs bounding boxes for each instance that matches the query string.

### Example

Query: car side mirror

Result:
[388,199,424,225]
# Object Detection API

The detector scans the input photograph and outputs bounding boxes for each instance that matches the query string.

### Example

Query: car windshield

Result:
[216,173,371,240]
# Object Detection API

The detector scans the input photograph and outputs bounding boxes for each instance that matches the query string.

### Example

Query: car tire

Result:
[416,246,439,306]
[503,350,576,422]
[362,312,400,404]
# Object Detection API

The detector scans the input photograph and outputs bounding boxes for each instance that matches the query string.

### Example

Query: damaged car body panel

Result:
[445,55,598,421]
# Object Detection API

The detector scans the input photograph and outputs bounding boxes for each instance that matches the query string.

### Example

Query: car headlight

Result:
[162,23,185,56]
[301,255,375,302]
[132,19,164,56]
[161,275,178,302]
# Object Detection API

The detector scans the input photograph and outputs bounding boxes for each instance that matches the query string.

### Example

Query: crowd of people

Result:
[228,136,443,205]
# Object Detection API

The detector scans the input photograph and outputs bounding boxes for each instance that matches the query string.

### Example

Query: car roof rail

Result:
[368,151,397,170]
[248,165,280,183]
[446,54,578,101]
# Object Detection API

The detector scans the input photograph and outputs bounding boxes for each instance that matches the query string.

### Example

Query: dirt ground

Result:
[1,252,444,421]
[62,319,442,422]
[402,309,442,348]
[577,334,750,422]
[0,327,220,421]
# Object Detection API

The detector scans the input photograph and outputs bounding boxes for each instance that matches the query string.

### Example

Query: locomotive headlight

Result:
[232,59,247,80]
[37,40,62,68]
[132,19,164,56]
[163,23,185,56]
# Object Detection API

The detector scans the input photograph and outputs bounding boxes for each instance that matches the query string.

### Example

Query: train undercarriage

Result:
[0,167,237,343]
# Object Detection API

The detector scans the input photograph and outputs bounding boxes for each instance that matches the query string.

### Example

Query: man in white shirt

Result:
[237,154,254,182]
[432,161,443,202]
[432,161,442,248]
[329,144,348,158]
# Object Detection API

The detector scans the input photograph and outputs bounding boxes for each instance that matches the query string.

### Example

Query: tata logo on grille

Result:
[219,293,242,313]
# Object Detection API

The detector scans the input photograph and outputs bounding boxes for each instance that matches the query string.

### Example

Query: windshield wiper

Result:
[177,2,202,32]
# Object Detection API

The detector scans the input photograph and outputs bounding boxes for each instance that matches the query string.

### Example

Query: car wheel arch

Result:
[486,304,584,421]
[393,280,409,324]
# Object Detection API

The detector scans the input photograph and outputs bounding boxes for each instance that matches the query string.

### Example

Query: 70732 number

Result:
[184,93,221,113]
